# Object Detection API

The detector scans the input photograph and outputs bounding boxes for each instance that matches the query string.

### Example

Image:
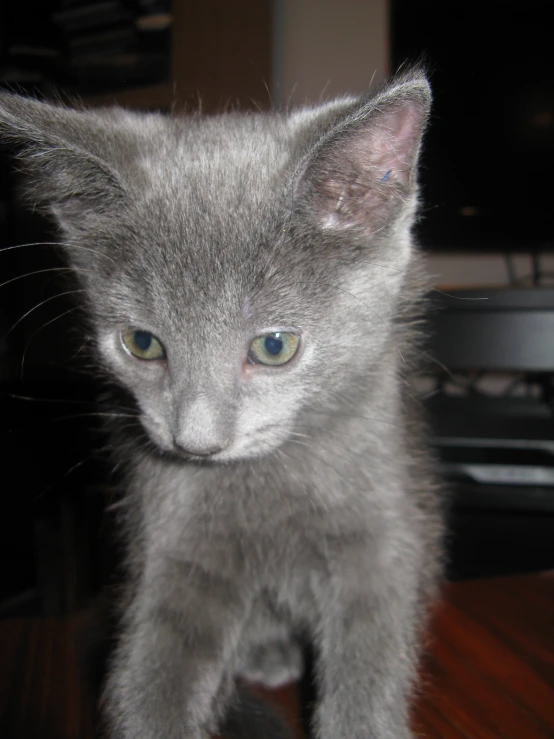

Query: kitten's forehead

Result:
[143,115,292,209]
[102,117,301,317]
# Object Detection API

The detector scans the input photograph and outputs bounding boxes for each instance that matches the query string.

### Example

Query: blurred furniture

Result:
[1,571,553,739]
[425,288,554,579]
[2,0,272,113]
[427,288,554,511]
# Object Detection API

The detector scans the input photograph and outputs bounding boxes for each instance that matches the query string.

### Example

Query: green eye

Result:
[248,332,300,366]
[121,329,165,360]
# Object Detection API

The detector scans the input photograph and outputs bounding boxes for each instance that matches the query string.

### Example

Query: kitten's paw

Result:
[235,639,303,688]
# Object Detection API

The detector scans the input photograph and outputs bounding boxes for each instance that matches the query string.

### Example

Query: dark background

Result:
[392,0,554,253]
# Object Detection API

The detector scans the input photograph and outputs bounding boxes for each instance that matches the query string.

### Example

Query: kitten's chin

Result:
[212,439,281,462]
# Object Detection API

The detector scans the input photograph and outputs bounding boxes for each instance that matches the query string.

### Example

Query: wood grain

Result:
[412,572,554,738]
[1,572,552,738]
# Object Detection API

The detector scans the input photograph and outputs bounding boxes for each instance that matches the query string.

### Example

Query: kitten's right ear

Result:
[0,93,125,232]
[292,71,431,237]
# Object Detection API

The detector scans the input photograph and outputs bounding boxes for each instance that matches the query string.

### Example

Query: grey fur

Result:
[0,69,444,739]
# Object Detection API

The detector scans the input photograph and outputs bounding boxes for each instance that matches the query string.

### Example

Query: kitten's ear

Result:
[0,93,125,232]
[295,72,431,234]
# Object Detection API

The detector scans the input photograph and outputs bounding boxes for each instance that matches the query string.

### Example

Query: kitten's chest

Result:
[147,458,366,577]
[179,485,329,584]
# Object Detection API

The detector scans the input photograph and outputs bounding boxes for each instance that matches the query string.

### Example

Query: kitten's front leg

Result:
[106,553,250,739]
[314,539,431,739]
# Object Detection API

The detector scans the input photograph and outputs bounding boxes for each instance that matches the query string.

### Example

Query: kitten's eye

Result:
[248,332,300,367]
[121,329,165,360]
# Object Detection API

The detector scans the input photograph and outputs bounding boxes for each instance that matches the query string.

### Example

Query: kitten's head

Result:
[0,71,430,462]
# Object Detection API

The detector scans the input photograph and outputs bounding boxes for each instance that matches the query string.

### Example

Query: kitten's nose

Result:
[173,395,232,458]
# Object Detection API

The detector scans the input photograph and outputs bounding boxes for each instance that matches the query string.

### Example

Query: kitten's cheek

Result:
[140,413,173,451]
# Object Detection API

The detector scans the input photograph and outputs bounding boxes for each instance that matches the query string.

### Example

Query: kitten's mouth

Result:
[169,442,227,463]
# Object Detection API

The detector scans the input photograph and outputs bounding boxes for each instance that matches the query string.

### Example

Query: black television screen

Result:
[391,0,554,252]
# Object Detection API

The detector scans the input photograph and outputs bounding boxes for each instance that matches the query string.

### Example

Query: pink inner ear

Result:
[312,99,426,232]
[352,101,424,187]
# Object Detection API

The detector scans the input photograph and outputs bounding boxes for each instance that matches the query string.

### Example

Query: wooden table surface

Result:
[1,571,553,739]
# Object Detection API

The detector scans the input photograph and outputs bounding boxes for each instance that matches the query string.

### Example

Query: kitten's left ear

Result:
[295,72,431,234]
[0,93,126,234]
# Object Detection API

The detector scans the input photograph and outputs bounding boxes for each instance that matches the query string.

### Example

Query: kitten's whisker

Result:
[288,438,310,448]
[101,404,141,414]
[7,392,96,405]
[105,499,128,513]
[61,336,91,365]
[20,306,81,381]
[430,287,488,301]
[0,241,115,263]
[288,430,311,440]
[0,241,71,251]
[415,350,457,382]
[64,411,141,420]
[5,289,86,337]
[0,266,90,290]
[33,456,91,501]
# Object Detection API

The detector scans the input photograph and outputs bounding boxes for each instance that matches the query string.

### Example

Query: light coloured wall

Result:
[426,253,554,289]
[272,0,389,107]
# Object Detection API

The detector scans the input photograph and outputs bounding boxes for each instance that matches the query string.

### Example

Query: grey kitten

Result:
[0,69,443,739]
